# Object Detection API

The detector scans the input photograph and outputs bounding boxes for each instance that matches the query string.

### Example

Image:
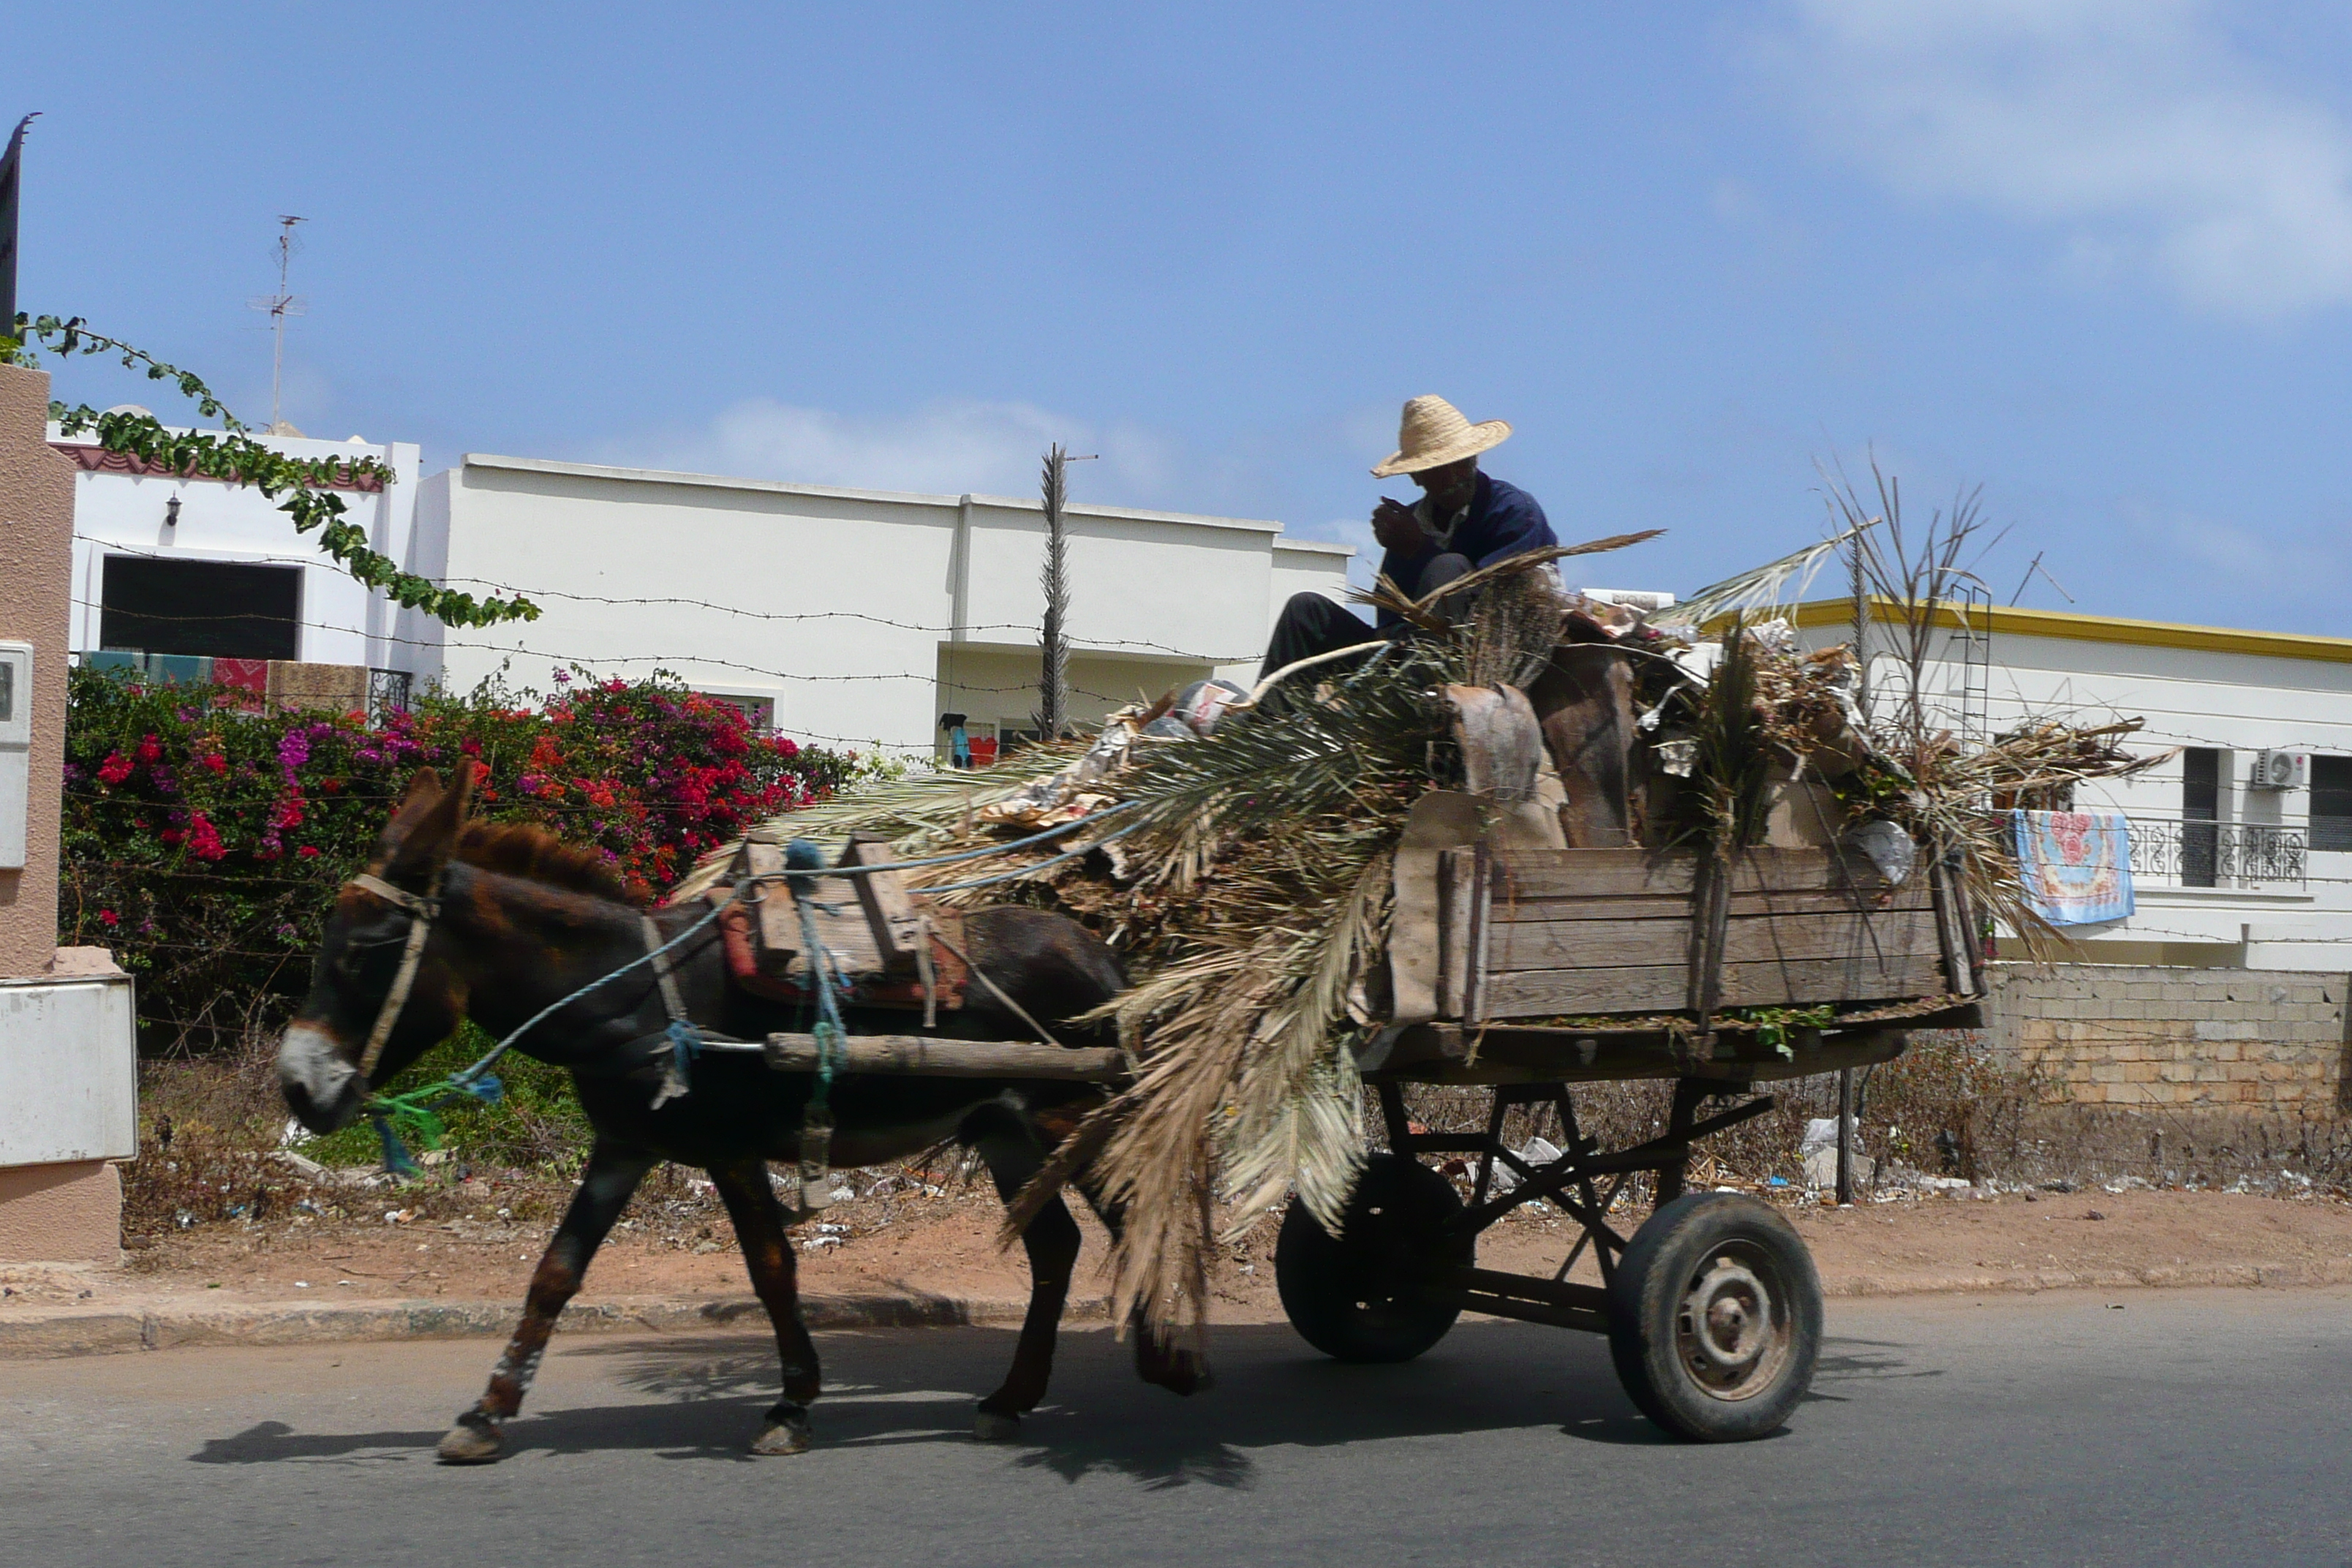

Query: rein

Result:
[347,871,744,1172]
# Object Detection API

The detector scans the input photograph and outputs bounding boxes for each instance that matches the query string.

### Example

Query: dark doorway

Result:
[100,556,301,660]
[2182,747,2220,888]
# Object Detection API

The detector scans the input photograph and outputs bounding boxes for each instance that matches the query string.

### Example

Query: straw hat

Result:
[1371,395,1512,478]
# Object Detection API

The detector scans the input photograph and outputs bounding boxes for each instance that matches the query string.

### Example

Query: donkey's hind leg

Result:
[709,1159,823,1455]
[972,1123,1083,1441]
[438,1138,654,1464]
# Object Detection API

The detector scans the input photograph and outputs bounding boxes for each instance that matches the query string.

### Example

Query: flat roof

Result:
[1788,596,2352,666]
[459,453,1294,538]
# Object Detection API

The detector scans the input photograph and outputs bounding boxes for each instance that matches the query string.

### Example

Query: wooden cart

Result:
[1270,836,1986,1442]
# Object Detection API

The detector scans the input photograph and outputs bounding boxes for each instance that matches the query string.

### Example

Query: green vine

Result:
[7,314,538,629]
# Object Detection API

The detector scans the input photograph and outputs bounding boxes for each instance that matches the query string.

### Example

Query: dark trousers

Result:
[1258,552,1471,682]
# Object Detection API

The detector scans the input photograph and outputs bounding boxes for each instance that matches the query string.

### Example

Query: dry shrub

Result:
[1373,1031,2351,1197]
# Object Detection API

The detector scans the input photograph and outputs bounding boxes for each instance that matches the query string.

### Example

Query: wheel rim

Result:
[1673,1241,1793,1402]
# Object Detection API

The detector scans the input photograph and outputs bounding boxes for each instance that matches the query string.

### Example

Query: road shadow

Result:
[189,1319,1920,1482]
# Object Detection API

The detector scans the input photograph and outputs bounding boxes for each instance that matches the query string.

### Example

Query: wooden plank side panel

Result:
[1483,952,1948,1018]
[1490,846,1904,900]
[1485,885,1934,924]
[1488,904,1942,971]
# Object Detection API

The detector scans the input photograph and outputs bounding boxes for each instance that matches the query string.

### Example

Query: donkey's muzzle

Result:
[279,1021,364,1134]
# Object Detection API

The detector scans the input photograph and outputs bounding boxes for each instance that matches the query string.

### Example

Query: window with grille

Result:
[2313,756,2352,852]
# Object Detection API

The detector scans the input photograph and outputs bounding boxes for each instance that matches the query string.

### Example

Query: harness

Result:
[338,814,1139,1183]
[347,870,442,1084]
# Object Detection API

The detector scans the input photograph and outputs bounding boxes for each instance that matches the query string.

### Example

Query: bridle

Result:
[345,867,447,1083]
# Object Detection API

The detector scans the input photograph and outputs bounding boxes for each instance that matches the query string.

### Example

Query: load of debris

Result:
[674,532,2160,1341]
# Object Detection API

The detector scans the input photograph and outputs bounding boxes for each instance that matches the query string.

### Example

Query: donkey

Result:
[277,769,1203,1463]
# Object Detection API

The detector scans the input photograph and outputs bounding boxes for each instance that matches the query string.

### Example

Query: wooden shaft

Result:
[1835,1065,1857,1207]
[761,1033,1127,1082]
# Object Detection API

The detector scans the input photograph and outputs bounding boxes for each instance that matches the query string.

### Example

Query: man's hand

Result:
[1371,498,1427,553]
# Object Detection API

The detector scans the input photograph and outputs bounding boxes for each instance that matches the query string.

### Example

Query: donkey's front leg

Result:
[709,1159,822,1455]
[437,1138,654,1464]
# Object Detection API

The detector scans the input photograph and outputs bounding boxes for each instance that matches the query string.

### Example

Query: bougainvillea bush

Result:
[62,666,864,1050]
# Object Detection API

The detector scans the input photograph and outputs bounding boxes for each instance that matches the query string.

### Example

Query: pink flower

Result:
[97,751,132,785]
[98,908,119,927]
[296,845,320,859]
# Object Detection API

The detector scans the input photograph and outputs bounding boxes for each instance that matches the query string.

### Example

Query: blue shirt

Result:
[1375,472,1557,628]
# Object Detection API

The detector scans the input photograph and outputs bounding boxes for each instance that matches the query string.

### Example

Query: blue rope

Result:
[361,895,731,1172]
[911,814,1150,893]
[785,839,853,1117]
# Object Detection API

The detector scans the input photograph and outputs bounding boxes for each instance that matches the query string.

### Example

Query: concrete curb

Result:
[1820,1259,2352,1297]
[0,1291,1113,1359]
[7,1260,2351,1357]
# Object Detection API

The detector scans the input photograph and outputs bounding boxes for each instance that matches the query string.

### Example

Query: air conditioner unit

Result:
[1583,589,1677,613]
[2249,750,2308,791]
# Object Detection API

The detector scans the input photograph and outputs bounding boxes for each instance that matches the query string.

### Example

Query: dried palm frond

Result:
[1652,521,1871,632]
[671,740,1095,900]
[1686,618,1771,853]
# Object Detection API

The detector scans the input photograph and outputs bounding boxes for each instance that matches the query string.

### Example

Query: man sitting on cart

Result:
[1259,394,1558,682]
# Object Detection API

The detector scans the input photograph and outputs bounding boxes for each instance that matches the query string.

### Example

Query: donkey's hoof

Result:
[973,1408,1022,1443]
[750,1406,811,1456]
[437,1411,505,1465]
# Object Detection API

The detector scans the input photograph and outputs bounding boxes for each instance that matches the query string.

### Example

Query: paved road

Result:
[7,1287,2348,1568]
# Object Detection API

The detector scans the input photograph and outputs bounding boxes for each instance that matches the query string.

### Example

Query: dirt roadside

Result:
[7,1184,2351,1347]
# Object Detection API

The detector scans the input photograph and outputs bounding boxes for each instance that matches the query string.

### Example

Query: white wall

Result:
[56,429,427,674]
[1793,600,2352,966]
[429,455,1351,754]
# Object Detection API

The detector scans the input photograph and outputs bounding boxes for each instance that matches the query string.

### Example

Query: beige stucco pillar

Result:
[0,360,129,1266]
[0,361,71,969]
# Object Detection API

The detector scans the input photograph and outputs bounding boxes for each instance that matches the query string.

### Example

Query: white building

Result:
[53,421,429,687]
[1793,597,2352,970]
[415,453,1353,758]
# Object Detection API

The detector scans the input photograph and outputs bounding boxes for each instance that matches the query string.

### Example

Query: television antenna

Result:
[246,215,306,434]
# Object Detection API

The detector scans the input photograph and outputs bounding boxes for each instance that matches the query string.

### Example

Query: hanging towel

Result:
[2012,810,2135,925]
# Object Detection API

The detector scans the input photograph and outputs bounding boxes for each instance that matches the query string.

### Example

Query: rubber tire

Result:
[1607,1191,1822,1441]
[1275,1153,1473,1363]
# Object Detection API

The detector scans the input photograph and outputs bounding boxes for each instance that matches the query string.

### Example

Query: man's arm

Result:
[1467,479,1558,568]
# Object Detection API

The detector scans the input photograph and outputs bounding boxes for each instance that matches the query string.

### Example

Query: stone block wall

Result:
[1982,964,2348,1117]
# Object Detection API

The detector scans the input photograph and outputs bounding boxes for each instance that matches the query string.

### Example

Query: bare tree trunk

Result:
[1034,444,1071,742]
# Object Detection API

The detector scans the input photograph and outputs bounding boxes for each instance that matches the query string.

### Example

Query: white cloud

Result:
[2158,505,2343,595]
[1756,1,2352,316]
[610,398,1178,502]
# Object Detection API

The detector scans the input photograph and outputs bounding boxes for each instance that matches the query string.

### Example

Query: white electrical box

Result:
[2250,749,2309,791]
[0,641,29,870]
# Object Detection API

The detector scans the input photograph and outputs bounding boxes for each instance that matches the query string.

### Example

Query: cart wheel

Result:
[1275,1153,1473,1363]
[1607,1192,1820,1441]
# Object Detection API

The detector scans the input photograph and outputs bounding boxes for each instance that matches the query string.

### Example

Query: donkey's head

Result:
[278,767,475,1133]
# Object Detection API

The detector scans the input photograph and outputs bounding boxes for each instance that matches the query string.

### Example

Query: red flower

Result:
[98,908,119,927]
[201,753,227,774]
[185,813,226,862]
[135,734,162,765]
[97,751,132,785]
[296,845,320,859]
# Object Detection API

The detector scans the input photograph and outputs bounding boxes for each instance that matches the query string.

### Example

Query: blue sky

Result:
[16,2,2352,632]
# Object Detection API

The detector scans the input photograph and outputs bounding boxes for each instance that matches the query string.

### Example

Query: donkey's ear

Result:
[384,764,471,885]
